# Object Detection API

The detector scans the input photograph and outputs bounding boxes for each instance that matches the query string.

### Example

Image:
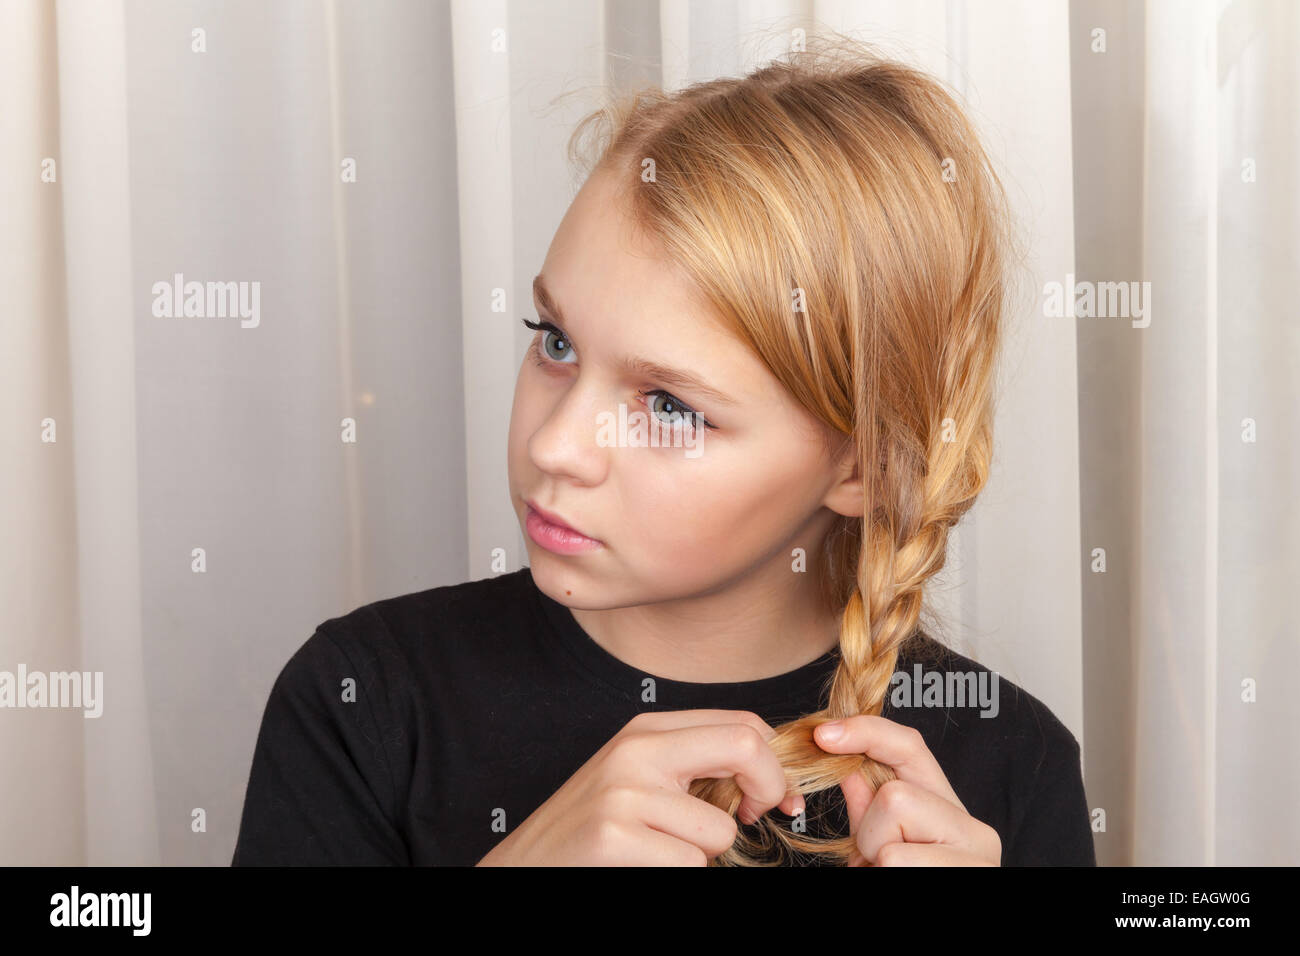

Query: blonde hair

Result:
[566,35,1020,865]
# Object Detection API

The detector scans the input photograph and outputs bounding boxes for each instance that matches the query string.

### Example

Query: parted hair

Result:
[565,34,1020,865]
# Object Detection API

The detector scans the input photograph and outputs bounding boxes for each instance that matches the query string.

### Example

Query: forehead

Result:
[537,168,774,406]
[541,168,696,321]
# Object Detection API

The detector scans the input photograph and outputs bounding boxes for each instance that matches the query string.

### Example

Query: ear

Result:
[822,439,865,518]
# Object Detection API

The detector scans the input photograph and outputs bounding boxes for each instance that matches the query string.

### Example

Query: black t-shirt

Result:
[230,567,1096,866]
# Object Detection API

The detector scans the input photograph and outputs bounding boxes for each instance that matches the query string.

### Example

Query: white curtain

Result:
[1133,0,1300,865]
[1,0,1294,867]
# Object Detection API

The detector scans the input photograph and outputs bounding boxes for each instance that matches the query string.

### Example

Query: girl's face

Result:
[508,166,861,611]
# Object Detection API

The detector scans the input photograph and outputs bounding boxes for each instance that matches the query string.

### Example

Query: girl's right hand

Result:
[475,709,805,866]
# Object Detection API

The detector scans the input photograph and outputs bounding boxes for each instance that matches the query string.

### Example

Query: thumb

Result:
[839,767,875,867]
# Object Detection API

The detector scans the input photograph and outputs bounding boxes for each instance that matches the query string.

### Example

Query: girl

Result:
[232,39,1093,867]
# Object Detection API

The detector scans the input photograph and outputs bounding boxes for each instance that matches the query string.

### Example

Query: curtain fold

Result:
[1212,0,1300,866]
[55,0,162,868]
[1,0,86,867]
[1137,0,1300,865]
[1137,0,1222,866]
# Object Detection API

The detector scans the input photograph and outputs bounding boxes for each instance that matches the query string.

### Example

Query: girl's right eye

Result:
[522,317,576,364]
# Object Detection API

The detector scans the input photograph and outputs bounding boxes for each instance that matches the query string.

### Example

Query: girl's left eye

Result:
[636,389,715,432]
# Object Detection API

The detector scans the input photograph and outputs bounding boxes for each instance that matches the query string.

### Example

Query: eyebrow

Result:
[532,273,737,407]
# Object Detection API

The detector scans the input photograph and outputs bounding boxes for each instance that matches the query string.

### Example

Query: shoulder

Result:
[886,630,1086,852]
[890,629,1081,761]
[276,567,541,701]
[303,567,535,654]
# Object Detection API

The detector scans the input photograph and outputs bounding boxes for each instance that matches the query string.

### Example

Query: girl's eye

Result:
[522,317,575,364]
[637,389,715,433]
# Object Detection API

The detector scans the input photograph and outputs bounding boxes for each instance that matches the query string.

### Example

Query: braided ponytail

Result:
[568,32,1015,864]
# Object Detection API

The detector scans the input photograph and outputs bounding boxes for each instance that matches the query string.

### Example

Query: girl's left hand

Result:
[813,715,1002,866]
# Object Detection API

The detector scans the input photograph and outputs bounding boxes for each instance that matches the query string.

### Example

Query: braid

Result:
[688,423,981,864]
[579,33,1013,864]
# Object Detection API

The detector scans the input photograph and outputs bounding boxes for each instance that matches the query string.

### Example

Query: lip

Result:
[524,499,602,555]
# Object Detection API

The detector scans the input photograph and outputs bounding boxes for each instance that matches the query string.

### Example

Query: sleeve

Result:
[1000,724,1097,866]
[230,622,411,865]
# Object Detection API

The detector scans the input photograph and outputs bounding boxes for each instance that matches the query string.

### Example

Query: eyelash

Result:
[521,317,717,431]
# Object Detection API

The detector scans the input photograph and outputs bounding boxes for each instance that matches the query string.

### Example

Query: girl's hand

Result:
[476,709,805,866]
[813,715,1001,866]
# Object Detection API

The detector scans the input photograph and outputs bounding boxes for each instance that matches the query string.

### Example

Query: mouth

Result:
[524,499,603,555]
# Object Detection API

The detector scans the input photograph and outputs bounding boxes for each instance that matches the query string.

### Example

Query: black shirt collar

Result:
[526,566,844,714]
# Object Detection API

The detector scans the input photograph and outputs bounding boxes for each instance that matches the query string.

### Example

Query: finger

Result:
[776,791,807,818]
[854,779,988,864]
[627,709,779,740]
[646,722,792,826]
[839,766,873,838]
[873,842,995,867]
[839,769,873,866]
[593,821,710,867]
[772,790,806,819]
[628,786,744,860]
[625,710,805,818]
[813,715,963,809]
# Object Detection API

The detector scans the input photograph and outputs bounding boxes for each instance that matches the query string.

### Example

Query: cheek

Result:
[615,449,811,571]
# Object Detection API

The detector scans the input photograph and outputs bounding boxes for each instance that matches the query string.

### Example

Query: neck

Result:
[569,552,842,684]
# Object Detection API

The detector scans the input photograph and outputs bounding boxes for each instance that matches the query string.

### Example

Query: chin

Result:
[525,547,593,603]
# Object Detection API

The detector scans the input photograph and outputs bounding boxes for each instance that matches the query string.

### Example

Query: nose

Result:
[527,378,609,487]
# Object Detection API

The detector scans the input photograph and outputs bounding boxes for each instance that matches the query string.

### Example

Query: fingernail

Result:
[738,806,754,825]
[818,721,844,742]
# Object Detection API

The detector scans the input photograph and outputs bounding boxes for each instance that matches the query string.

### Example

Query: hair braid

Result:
[570,31,1015,864]
[688,401,989,864]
